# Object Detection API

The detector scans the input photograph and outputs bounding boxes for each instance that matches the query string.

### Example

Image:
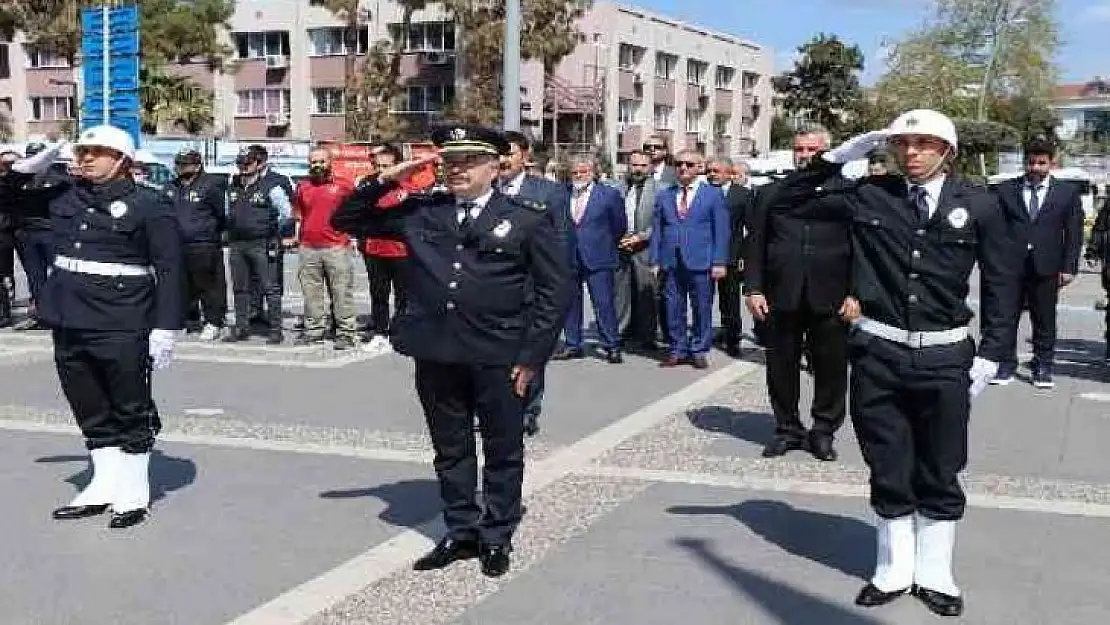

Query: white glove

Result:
[822,130,889,164]
[969,357,998,400]
[149,329,177,371]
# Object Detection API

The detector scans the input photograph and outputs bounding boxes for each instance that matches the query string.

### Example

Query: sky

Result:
[634,0,1110,86]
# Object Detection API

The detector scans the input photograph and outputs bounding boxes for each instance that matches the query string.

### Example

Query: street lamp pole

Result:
[502,0,521,131]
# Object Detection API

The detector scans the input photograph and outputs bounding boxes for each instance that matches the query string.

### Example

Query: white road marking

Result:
[0,419,433,464]
[581,465,1110,519]
[224,359,760,625]
[183,408,226,417]
[1079,392,1110,402]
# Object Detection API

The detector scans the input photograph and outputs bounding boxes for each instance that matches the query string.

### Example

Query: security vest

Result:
[227,175,279,240]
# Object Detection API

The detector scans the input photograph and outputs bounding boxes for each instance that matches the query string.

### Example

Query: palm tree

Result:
[139,68,214,135]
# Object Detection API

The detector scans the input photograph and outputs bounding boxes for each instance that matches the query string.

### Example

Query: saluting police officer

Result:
[223,149,293,344]
[331,125,569,578]
[789,111,1019,617]
[38,125,185,529]
[13,142,70,331]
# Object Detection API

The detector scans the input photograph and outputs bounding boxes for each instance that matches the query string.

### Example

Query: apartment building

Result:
[1,1,772,166]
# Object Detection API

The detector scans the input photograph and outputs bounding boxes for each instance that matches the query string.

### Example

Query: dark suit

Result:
[745,170,851,441]
[992,176,1084,368]
[564,183,626,352]
[716,182,755,348]
[650,182,730,358]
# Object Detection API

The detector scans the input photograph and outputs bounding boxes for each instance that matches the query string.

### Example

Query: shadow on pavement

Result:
[668,499,874,580]
[675,537,883,625]
[686,406,776,448]
[36,450,198,503]
[320,478,442,537]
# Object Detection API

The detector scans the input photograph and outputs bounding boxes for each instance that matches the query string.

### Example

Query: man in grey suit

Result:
[499,131,574,436]
[615,149,662,349]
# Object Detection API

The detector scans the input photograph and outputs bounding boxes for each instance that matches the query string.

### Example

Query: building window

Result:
[311,88,344,115]
[654,53,676,80]
[687,60,707,86]
[25,46,69,69]
[396,84,455,113]
[686,111,702,133]
[29,96,74,121]
[0,98,12,119]
[653,104,673,129]
[389,22,456,53]
[233,32,291,59]
[0,45,9,78]
[307,28,369,56]
[617,98,640,124]
[618,44,643,70]
[741,71,759,93]
[715,66,734,90]
[235,89,291,116]
[714,114,730,136]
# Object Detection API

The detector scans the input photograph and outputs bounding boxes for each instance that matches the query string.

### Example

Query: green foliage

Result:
[771,34,864,139]
[139,67,214,134]
[769,115,795,150]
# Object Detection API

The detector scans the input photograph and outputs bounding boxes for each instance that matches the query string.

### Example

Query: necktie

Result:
[573,191,588,224]
[678,186,689,219]
[909,185,929,223]
[1027,184,1041,220]
[457,201,477,229]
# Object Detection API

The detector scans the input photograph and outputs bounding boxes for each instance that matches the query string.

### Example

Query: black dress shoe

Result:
[762,436,804,458]
[523,413,540,437]
[606,350,623,364]
[724,344,741,358]
[912,585,964,617]
[52,504,109,520]
[807,433,838,462]
[855,583,908,607]
[691,356,709,369]
[413,537,480,571]
[479,545,512,577]
[109,509,148,529]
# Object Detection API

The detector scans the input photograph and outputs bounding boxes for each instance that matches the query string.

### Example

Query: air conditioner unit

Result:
[422,51,450,66]
[266,112,288,126]
[265,55,287,69]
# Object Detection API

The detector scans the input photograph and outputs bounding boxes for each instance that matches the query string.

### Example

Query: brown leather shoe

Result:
[659,355,684,367]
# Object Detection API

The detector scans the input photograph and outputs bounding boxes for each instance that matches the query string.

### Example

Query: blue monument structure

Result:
[80,3,142,147]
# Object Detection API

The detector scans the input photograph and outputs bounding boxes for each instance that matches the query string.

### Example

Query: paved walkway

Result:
[0,258,1107,624]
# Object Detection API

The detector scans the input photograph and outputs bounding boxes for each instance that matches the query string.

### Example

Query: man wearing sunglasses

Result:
[642,134,677,186]
[332,125,569,579]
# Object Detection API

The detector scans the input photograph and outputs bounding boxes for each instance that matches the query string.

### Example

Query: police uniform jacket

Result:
[14,169,70,231]
[788,160,1020,363]
[744,169,853,312]
[165,172,226,244]
[332,180,570,368]
[37,177,186,332]
[227,175,280,241]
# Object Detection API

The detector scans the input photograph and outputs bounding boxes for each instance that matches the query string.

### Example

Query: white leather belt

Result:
[854,316,969,348]
[54,255,153,277]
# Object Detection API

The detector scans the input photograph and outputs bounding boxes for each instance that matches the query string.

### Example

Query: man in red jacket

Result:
[294,148,358,349]
[361,144,407,349]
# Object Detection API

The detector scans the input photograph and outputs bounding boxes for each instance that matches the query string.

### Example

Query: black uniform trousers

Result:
[1004,257,1059,368]
[363,254,407,336]
[184,242,228,328]
[850,334,973,521]
[15,228,53,303]
[250,251,284,322]
[765,304,847,439]
[53,328,161,453]
[414,359,526,547]
[0,231,15,319]
[716,266,744,347]
[229,239,282,331]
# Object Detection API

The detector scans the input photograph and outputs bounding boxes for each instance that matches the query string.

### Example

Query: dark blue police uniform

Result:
[38,176,185,454]
[165,165,228,330]
[331,125,570,577]
[224,166,285,342]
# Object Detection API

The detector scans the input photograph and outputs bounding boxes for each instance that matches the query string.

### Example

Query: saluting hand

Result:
[379,154,442,184]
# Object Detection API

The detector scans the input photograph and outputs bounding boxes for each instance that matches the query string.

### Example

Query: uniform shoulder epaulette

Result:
[508,196,547,212]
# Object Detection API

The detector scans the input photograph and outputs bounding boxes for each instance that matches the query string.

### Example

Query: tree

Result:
[139,67,214,135]
[443,0,592,126]
[769,115,795,150]
[771,34,865,140]
[1,0,234,133]
[874,0,1059,154]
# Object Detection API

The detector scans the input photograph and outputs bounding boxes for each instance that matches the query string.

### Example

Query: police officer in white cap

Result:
[778,110,1019,616]
[40,125,185,529]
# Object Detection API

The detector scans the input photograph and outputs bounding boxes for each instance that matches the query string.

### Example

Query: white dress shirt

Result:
[457,188,494,223]
[906,175,946,219]
[1021,174,1051,216]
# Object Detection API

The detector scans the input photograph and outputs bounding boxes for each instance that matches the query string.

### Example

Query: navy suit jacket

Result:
[518,175,574,266]
[571,183,627,272]
[992,176,1084,276]
[649,182,730,272]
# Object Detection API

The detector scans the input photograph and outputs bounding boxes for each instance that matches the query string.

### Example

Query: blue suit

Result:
[564,183,627,352]
[649,182,730,358]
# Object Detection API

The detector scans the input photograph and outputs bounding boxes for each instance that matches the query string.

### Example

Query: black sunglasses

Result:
[675,160,700,168]
[643,143,666,150]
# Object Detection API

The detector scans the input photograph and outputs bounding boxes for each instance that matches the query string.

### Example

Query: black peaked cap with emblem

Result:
[430,124,510,157]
